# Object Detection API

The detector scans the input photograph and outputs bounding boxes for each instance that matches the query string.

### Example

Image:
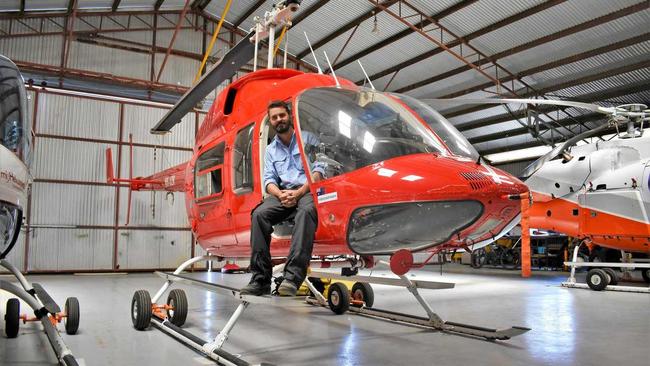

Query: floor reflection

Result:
[339,324,360,366]
[525,288,576,364]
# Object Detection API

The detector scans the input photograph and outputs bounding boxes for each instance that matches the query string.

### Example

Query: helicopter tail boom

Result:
[105,147,187,192]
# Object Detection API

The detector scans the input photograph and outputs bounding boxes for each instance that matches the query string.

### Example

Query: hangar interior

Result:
[0,1,648,365]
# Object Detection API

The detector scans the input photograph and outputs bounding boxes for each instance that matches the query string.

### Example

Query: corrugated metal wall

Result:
[3,88,199,273]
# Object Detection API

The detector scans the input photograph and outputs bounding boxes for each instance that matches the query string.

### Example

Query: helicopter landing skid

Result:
[0,259,79,366]
[307,265,530,341]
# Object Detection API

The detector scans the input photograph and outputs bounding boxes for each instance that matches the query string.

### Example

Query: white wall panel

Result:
[155,29,203,54]
[118,187,189,227]
[193,243,208,269]
[116,229,191,269]
[0,35,63,67]
[118,145,192,178]
[33,139,117,182]
[36,93,119,139]
[27,90,35,125]
[0,232,26,273]
[154,53,199,88]
[31,183,115,226]
[28,229,113,271]
[68,41,150,80]
[122,104,195,147]
[159,231,193,268]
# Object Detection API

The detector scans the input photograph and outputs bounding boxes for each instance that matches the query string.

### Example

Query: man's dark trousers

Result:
[249,194,317,287]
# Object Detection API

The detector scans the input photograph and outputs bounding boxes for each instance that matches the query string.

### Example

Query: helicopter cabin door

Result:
[193,140,237,246]
[231,122,258,244]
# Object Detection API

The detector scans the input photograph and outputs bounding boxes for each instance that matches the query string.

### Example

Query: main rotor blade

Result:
[424,98,615,115]
[520,121,612,181]
[151,30,256,134]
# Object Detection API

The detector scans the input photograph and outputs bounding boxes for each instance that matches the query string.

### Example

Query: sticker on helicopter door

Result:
[317,192,338,204]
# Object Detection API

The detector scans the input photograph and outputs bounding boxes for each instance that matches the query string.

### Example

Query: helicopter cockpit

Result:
[296,87,451,179]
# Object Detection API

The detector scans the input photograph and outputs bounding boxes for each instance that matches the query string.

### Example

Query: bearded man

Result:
[240,100,324,296]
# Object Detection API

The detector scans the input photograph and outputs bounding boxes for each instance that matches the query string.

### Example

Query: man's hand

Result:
[279,189,302,207]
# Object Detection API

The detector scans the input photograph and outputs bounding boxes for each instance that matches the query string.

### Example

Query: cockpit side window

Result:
[195,142,225,199]
[232,123,254,194]
[0,58,31,166]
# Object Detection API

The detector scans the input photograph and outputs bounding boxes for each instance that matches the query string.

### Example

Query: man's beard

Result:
[274,121,291,133]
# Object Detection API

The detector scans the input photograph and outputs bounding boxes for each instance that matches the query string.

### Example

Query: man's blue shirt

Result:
[263,131,323,191]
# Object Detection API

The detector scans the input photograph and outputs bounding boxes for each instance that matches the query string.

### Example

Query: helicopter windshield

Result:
[0,56,31,167]
[296,87,447,179]
[391,93,480,161]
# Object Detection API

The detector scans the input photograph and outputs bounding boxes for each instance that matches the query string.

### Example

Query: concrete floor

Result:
[1,266,649,366]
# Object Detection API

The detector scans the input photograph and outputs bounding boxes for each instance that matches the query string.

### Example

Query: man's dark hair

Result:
[267,100,290,117]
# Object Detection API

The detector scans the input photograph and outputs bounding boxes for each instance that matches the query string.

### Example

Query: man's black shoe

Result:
[240,282,271,296]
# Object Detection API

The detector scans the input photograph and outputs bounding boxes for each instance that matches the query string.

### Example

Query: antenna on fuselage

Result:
[283,29,289,69]
[357,60,375,90]
[304,32,322,74]
[323,51,340,87]
[253,17,260,72]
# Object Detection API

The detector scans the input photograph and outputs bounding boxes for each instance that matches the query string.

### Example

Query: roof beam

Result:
[331,0,477,71]
[457,78,650,133]
[392,1,647,93]
[111,0,121,12]
[361,0,568,83]
[442,32,650,99]
[154,0,166,11]
[190,0,212,12]
[469,112,601,145]
[447,58,650,121]
[296,0,399,59]
[233,0,265,28]
[67,0,76,15]
[477,118,650,155]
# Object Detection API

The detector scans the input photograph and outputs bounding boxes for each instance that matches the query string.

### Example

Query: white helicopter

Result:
[430,97,650,291]
[0,55,80,365]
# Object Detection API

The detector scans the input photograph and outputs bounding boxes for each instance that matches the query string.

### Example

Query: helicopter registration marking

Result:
[317,192,338,204]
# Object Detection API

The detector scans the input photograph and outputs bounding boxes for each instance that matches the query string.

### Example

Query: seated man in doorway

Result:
[240,100,324,296]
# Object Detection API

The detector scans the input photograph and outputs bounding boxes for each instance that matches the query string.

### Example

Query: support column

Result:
[520,193,531,278]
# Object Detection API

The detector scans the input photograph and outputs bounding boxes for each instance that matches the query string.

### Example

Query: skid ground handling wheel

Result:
[351,282,374,308]
[64,297,80,335]
[166,289,188,327]
[327,282,350,315]
[5,298,20,338]
[586,268,609,291]
[131,290,152,330]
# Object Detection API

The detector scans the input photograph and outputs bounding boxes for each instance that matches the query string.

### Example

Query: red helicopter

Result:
[105,2,530,362]
[107,53,528,271]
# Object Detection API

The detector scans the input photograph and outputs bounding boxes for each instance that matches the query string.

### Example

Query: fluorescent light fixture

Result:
[377,168,396,177]
[338,110,351,138]
[362,131,376,152]
[485,145,552,164]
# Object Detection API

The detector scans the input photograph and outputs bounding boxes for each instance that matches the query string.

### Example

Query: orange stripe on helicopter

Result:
[529,192,650,254]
